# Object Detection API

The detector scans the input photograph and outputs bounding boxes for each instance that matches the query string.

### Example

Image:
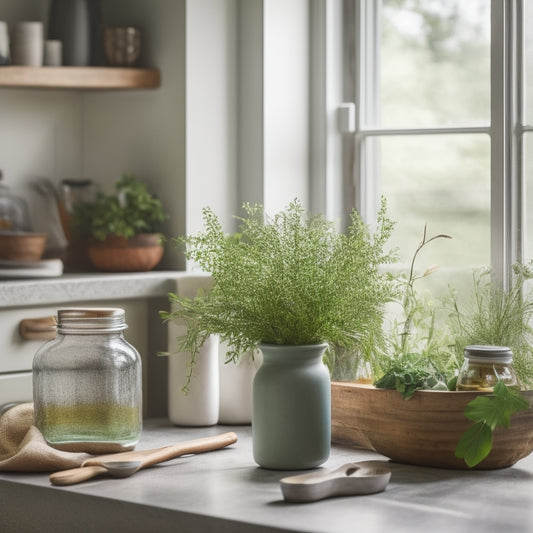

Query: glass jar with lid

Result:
[0,169,31,231]
[456,345,518,392]
[32,308,142,453]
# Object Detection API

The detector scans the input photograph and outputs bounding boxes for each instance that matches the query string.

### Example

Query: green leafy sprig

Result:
[375,225,454,394]
[455,382,529,467]
[72,173,167,241]
[374,359,448,399]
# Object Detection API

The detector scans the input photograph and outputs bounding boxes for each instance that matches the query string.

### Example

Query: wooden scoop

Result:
[49,431,237,486]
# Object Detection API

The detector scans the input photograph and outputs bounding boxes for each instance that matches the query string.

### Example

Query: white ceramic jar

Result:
[12,22,43,66]
[167,275,219,426]
[218,344,261,425]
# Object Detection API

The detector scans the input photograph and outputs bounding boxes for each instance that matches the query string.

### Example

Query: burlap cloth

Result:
[0,403,91,472]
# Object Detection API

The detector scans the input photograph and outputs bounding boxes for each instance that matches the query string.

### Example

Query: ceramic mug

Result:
[44,39,62,66]
[0,21,9,65]
[12,21,44,66]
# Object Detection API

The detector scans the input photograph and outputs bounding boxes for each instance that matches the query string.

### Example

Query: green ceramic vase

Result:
[252,343,331,470]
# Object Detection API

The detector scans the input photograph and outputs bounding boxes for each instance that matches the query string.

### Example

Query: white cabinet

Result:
[0,299,149,406]
[0,272,179,415]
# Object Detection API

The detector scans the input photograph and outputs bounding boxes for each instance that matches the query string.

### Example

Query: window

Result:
[341,0,527,293]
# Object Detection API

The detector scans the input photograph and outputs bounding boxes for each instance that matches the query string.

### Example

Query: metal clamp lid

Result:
[464,345,513,363]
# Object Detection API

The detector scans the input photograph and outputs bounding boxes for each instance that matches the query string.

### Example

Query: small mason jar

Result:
[32,308,142,453]
[456,345,518,392]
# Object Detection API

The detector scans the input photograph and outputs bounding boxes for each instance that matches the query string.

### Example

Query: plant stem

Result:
[401,225,452,353]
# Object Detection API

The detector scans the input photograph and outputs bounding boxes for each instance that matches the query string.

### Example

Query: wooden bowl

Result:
[0,232,47,261]
[88,233,163,272]
[331,382,533,469]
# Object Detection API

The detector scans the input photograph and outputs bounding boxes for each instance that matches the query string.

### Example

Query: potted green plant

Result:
[331,228,533,470]
[161,198,397,469]
[71,173,167,272]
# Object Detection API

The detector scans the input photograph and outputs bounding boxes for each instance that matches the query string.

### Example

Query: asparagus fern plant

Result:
[161,198,397,392]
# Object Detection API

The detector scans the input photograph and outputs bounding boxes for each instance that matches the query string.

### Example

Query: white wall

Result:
[83,0,187,269]
[263,0,310,215]
[238,0,264,209]
[185,0,239,236]
[85,0,241,264]
[237,0,311,216]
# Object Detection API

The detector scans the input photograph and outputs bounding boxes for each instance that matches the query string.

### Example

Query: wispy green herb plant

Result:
[375,225,455,396]
[449,262,533,390]
[161,198,397,391]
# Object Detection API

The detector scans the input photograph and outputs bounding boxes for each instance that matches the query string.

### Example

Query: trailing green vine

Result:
[455,382,529,467]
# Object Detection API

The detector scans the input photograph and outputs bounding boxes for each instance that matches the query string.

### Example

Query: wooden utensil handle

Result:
[142,431,238,467]
[49,465,107,486]
[83,431,238,469]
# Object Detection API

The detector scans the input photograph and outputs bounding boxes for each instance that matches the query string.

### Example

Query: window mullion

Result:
[491,0,520,288]
[515,0,525,269]
[353,0,382,224]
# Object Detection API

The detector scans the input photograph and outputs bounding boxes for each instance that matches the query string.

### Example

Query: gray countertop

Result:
[1,420,533,533]
[0,271,184,307]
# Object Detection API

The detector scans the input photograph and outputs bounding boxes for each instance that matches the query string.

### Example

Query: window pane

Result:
[525,0,533,125]
[375,134,490,291]
[375,0,490,128]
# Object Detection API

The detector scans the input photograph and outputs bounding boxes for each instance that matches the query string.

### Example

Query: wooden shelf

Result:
[0,66,161,90]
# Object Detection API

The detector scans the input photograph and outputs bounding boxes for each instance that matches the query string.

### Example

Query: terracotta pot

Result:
[88,233,163,272]
[331,382,533,470]
[0,232,47,261]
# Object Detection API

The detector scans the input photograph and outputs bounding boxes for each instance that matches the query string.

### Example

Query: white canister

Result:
[44,39,62,66]
[218,344,261,425]
[167,322,219,426]
[12,22,44,66]
[167,275,219,426]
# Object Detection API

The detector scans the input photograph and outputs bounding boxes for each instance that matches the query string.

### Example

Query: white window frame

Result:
[315,0,526,287]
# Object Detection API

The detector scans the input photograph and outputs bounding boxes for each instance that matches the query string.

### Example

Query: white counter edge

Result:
[0,271,210,307]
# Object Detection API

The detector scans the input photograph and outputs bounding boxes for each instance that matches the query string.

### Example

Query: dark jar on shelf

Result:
[32,308,142,453]
[456,345,518,392]
[47,0,103,66]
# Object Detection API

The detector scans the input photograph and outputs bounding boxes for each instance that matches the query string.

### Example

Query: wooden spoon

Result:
[49,431,237,486]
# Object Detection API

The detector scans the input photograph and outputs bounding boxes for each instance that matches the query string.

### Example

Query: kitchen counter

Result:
[1,421,533,533]
[0,271,212,416]
[0,271,186,307]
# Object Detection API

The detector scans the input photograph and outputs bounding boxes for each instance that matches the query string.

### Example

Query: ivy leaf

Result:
[456,383,529,467]
[455,421,493,467]
[463,382,529,430]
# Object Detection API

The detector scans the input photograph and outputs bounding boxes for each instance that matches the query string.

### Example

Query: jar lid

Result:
[57,308,128,333]
[464,345,513,363]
